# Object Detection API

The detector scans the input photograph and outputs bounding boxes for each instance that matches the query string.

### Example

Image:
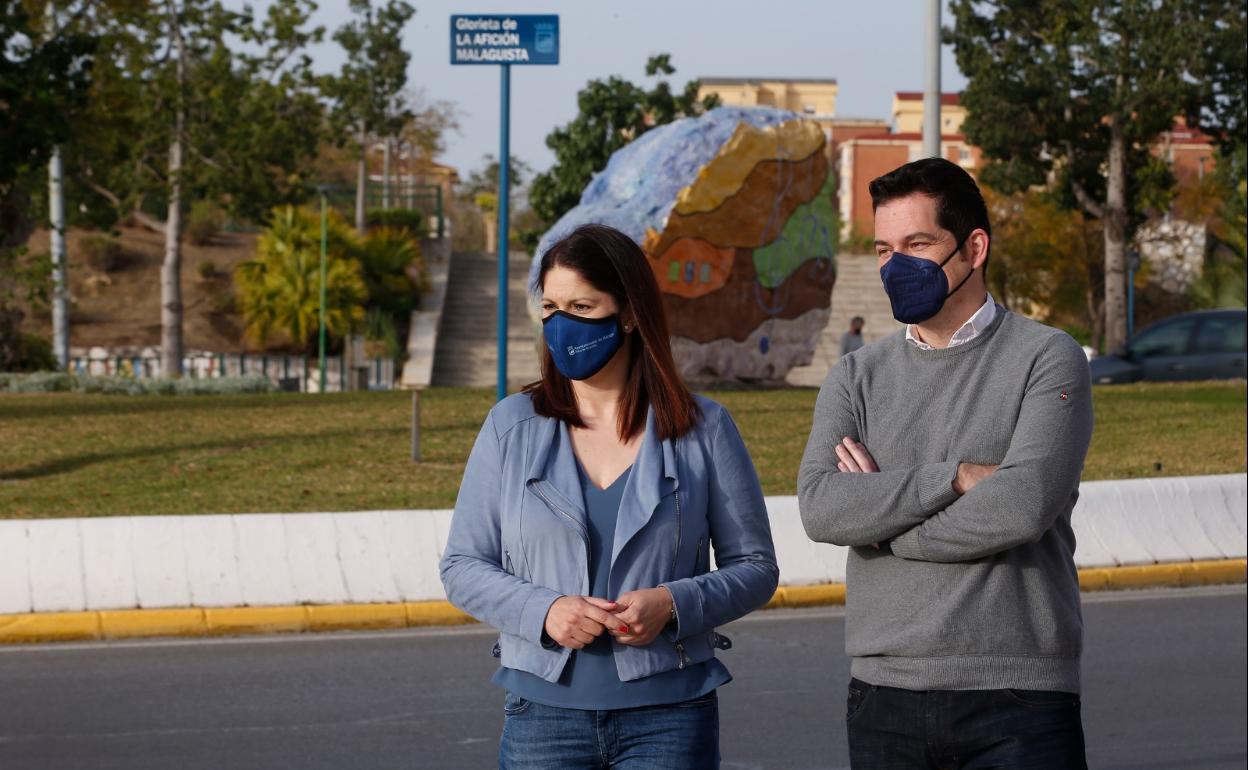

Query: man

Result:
[798,157,1093,769]
[840,316,865,357]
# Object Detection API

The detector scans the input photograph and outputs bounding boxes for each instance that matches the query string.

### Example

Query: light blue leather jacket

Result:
[440,393,778,683]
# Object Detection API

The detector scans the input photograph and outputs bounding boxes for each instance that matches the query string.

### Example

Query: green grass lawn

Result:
[1,381,1244,519]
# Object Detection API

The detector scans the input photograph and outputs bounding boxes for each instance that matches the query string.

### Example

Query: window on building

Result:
[959,148,971,162]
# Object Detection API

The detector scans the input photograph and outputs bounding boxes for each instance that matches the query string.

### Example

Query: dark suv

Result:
[1089,309,1247,384]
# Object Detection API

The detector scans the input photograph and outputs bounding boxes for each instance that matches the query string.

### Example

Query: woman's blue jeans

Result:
[498,690,720,769]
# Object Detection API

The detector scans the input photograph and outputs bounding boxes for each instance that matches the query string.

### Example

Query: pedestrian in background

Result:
[840,316,865,357]
[799,158,1094,769]
[441,224,779,770]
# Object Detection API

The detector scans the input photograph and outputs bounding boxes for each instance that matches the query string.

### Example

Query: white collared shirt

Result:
[905,293,997,351]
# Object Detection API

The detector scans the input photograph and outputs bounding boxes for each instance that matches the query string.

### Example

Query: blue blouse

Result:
[492,460,730,710]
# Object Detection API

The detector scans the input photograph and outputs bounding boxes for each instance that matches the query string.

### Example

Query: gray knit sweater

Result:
[798,308,1094,692]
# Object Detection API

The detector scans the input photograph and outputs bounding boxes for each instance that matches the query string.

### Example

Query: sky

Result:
[242,0,968,181]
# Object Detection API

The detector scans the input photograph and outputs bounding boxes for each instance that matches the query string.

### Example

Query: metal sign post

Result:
[451,14,559,402]
[318,187,329,394]
[410,388,422,462]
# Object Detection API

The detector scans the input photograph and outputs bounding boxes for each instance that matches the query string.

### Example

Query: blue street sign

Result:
[451,14,560,401]
[450,15,559,65]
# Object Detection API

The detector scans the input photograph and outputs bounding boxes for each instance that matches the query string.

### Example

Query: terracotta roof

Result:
[851,132,967,142]
[699,76,838,85]
[1164,124,1216,146]
[894,92,961,105]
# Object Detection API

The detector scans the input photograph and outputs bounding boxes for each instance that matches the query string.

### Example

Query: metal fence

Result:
[319,181,445,239]
[67,352,398,393]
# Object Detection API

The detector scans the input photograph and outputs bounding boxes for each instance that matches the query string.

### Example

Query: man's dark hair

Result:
[851,316,864,326]
[869,157,991,276]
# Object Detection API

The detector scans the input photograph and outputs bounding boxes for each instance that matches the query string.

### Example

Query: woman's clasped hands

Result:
[543,587,675,649]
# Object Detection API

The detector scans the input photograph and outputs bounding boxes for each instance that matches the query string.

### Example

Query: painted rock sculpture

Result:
[532,106,837,380]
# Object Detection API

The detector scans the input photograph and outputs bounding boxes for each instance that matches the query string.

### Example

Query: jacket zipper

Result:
[669,486,682,582]
[530,483,590,546]
[668,442,682,582]
[504,548,515,575]
[669,443,686,670]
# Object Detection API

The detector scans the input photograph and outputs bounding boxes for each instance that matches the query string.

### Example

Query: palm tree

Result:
[235,206,367,349]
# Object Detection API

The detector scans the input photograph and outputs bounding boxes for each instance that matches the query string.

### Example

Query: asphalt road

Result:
[0,585,1244,770]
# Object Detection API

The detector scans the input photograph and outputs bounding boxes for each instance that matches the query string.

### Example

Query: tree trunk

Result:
[382,136,392,210]
[355,126,367,233]
[161,0,187,378]
[484,213,497,254]
[1102,123,1128,352]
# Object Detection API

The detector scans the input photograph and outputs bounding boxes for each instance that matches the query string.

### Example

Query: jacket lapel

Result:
[610,407,678,566]
[525,416,588,541]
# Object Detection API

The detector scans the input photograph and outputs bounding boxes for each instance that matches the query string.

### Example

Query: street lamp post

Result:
[922,0,942,159]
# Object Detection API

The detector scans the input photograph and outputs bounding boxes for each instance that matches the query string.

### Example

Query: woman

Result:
[440,223,779,769]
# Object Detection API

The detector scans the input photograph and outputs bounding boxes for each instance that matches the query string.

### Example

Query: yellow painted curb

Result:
[306,602,407,631]
[1,559,1243,644]
[1103,563,1186,589]
[1184,559,1247,585]
[0,611,100,642]
[101,608,206,639]
[770,583,847,609]
[404,601,475,627]
[1077,568,1111,591]
[205,606,309,635]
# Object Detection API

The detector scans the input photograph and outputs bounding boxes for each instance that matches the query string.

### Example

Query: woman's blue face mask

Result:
[542,310,624,381]
[879,235,974,325]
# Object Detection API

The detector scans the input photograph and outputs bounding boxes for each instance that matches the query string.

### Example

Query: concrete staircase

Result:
[431,251,541,389]
[785,254,903,387]
[431,251,900,390]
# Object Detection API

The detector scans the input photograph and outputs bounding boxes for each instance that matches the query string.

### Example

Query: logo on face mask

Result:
[543,312,624,380]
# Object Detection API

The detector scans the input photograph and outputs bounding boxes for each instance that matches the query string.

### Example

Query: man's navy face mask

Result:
[879,235,974,325]
[542,310,624,381]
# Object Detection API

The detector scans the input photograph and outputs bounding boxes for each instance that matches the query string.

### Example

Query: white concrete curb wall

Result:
[0,475,1243,615]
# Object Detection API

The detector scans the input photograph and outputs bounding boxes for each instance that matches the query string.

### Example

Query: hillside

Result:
[24,226,260,352]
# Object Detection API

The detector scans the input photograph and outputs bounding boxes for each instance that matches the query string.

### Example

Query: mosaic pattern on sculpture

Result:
[532,107,838,380]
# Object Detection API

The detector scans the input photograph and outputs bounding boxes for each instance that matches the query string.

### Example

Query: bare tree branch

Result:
[1070,176,1105,219]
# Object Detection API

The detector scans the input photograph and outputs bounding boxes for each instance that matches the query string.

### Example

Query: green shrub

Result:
[365,208,427,238]
[79,234,124,272]
[77,375,143,395]
[197,260,218,280]
[0,331,57,373]
[1,371,72,391]
[171,375,275,395]
[236,206,367,348]
[0,372,276,395]
[358,227,425,317]
[187,201,226,246]
[365,306,401,359]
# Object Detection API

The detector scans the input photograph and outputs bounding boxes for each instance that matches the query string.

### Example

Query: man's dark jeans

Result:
[846,678,1087,769]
